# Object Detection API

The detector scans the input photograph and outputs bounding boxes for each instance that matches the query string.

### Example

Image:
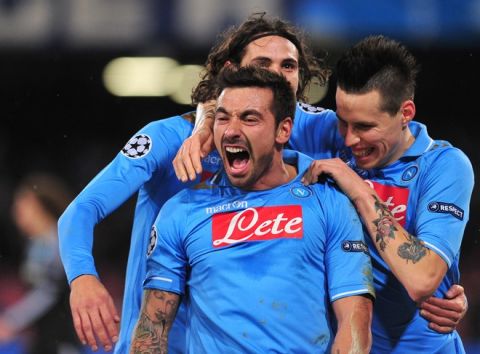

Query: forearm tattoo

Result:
[372,195,397,251]
[397,232,428,263]
[372,195,428,263]
[130,290,180,354]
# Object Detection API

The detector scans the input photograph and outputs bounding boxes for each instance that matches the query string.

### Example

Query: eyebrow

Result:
[216,107,228,114]
[240,109,262,118]
[282,58,298,64]
[251,56,272,63]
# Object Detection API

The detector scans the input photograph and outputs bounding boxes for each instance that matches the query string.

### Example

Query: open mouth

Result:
[225,146,250,173]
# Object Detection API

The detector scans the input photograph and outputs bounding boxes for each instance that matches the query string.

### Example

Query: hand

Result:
[0,319,15,343]
[301,158,368,203]
[173,101,216,182]
[420,284,468,333]
[70,275,120,352]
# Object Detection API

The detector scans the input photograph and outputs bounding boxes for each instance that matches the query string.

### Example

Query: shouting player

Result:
[131,66,375,353]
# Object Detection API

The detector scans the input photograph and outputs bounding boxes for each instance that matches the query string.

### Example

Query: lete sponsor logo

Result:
[212,206,303,248]
[365,180,409,226]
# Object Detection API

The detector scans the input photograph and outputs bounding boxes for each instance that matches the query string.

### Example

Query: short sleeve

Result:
[144,192,190,295]
[318,183,375,302]
[415,148,474,267]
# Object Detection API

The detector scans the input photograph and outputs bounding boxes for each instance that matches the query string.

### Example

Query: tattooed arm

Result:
[355,192,447,303]
[302,158,447,303]
[130,290,180,354]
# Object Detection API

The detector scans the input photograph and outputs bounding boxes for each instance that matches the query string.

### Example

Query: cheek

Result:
[283,73,299,93]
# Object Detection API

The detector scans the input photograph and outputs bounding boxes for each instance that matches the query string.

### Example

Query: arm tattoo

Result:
[130,290,180,354]
[372,195,397,251]
[397,232,429,263]
[371,195,429,263]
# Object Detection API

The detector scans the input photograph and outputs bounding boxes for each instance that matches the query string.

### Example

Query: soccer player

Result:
[173,37,472,352]
[130,66,375,353]
[58,13,334,353]
[299,35,474,353]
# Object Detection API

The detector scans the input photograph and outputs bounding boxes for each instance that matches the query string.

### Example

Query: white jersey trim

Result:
[331,288,372,301]
[423,241,452,267]
[149,276,173,283]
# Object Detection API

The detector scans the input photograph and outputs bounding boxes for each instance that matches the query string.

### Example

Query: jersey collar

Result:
[401,121,435,158]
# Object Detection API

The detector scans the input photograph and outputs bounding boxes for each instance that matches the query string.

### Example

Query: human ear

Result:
[401,100,416,127]
[276,117,293,144]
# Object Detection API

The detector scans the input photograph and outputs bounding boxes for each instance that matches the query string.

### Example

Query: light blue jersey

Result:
[58,113,222,353]
[57,103,320,353]
[290,107,474,353]
[145,150,374,353]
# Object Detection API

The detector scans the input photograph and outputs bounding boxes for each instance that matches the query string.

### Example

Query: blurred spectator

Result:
[0,173,81,354]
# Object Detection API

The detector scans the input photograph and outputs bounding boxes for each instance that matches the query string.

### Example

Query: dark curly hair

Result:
[192,12,330,104]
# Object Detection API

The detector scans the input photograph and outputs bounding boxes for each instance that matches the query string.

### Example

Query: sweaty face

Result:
[214,87,284,190]
[240,35,299,95]
[335,87,414,169]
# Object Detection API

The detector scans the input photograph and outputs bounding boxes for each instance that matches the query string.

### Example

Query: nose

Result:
[223,118,242,140]
[272,63,283,75]
[343,126,360,147]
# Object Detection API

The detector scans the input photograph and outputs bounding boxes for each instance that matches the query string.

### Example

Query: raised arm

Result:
[130,290,180,354]
[303,158,445,302]
[302,157,471,304]
[173,100,216,182]
[331,295,373,354]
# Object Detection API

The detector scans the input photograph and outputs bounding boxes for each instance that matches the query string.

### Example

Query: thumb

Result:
[446,284,462,299]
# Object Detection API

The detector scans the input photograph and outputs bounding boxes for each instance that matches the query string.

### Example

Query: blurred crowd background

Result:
[0,1,478,353]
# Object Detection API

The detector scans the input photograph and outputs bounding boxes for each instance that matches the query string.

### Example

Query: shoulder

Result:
[308,179,351,210]
[294,103,337,126]
[119,113,194,160]
[296,102,328,114]
[424,140,473,173]
[141,113,194,137]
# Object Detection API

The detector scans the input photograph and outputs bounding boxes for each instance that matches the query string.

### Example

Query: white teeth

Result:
[226,147,245,153]
[353,149,372,157]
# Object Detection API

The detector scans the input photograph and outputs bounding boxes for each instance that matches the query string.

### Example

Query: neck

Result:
[385,126,415,167]
[250,152,298,191]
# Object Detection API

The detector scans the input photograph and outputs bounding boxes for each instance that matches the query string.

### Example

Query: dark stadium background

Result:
[0,0,478,350]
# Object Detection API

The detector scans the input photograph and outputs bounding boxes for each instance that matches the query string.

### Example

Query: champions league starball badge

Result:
[121,134,152,159]
[146,225,158,256]
[298,102,324,113]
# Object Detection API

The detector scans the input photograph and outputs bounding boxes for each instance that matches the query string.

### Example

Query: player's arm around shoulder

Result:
[331,294,373,354]
[130,289,180,354]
